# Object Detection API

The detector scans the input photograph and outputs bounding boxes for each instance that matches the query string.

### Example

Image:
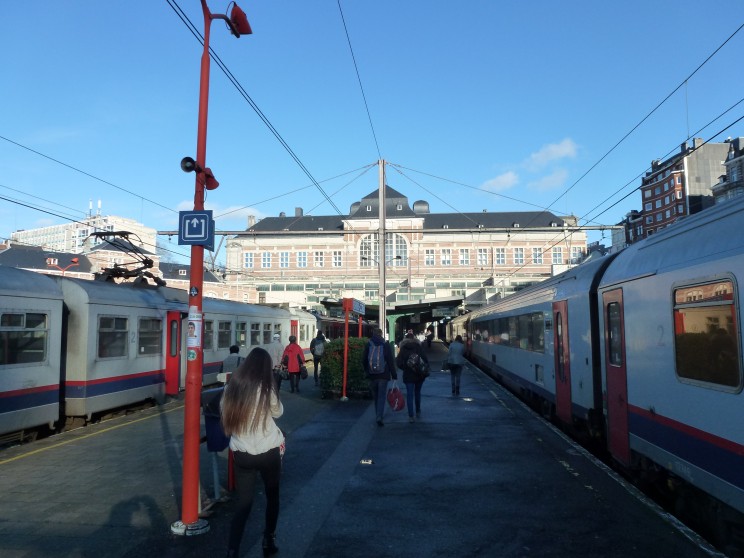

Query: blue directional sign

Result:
[178,210,214,247]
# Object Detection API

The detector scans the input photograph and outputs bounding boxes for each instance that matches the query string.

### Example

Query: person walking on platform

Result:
[447,335,466,396]
[267,333,285,392]
[281,335,305,393]
[220,345,242,378]
[221,347,285,558]
[396,332,429,422]
[362,328,397,426]
[309,331,326,386]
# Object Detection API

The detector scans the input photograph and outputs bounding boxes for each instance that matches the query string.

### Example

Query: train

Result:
[0,268,317,440]
[448,194,744,551]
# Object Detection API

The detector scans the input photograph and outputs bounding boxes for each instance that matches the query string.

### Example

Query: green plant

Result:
[319,337,372,398]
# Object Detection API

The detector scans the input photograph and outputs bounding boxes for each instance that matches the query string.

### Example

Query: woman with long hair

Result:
[221,347,285,557]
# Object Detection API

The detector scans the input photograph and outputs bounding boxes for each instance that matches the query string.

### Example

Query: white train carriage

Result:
[468,255,615,427]
[54,277,170,420]
[0,267,64,437]
[597,196,744,518]
[154,287,298,391]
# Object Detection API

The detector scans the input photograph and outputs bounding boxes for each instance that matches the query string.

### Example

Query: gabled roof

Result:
[243,187,565,234]
[0,243,93,273]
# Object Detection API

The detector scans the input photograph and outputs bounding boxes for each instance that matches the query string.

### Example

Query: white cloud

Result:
[524,138,578,170]
[481,171,519,192]
[528,169,569,191]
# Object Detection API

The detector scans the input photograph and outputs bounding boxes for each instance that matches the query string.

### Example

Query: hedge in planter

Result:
[319,337,373,399]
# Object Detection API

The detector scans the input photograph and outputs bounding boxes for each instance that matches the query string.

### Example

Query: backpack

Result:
[313,340,324,356]
[406,351,421,371]
[367,341,384,374]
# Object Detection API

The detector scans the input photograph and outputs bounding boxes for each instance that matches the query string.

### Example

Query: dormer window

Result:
[179,269,187,276]
[512,222,520,228]
[550,222,558,227]
[396,204,403,211]
[442,224,449,229]
[318,227,324,231]
[365,205,372,212]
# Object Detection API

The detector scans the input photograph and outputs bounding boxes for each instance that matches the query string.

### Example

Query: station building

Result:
[223,185,588,316]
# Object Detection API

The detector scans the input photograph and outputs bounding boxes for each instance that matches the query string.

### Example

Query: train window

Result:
[250,323,260,345]
[556,313,565,381]
[263,323,273,344]
[236,322,247,348]
[607,303,623,366]
[98,316,128,358]
[218,321,232,349]
[203,321,214,351]
[274,324,282,342]
[0,312,48,365]
[169,320,178,358]
[674,281,741,388]
[138,318,162,356]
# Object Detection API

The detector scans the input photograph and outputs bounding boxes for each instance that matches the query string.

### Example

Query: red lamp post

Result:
[171,0,251,537]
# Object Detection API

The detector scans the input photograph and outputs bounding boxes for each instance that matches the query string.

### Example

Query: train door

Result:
[164,310,182,395]
[602,289,630,466]
[553,301,572,424]
[290,319,298,340]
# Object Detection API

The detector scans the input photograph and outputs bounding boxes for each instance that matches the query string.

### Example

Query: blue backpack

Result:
[367,341,384,374]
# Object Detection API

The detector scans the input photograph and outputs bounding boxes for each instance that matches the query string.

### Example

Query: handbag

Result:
[386,381,405,412]
[298,354,308,380]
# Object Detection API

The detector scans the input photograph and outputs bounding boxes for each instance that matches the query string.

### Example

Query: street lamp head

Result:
[229,3,252,37]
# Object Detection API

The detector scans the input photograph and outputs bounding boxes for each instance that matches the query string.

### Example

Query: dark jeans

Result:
[228,447,282,555]
[449,364,463,391]
[289,372,300,392]
[405,381,423,417]
[369,378,388,422]
[313,355,322,382]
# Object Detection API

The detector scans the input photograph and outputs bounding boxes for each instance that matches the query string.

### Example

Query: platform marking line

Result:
[0,403,184,466]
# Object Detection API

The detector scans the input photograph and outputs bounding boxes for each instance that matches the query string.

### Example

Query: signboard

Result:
[352,299,365,315]
[432,307,456,317]
[343,297,365,315]
[178,210,214,248]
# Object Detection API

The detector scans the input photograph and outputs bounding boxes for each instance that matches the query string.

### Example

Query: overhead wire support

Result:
[337,0,382,160]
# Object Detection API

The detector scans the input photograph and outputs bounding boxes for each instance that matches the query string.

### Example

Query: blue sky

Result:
[3,1,743,265]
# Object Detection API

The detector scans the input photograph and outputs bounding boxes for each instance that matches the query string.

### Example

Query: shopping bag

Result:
[300,365,308,380]
[386,382,405,412]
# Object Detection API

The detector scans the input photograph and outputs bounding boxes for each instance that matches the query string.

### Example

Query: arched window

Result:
[359,233,408,267]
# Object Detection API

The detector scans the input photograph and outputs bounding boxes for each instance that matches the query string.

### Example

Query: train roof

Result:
[466,254,616,321]
[0,266,63,300]
[53,276,176,309]
[599,195,744,288]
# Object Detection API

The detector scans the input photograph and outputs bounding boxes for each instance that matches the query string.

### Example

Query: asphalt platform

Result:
[0,341,726,557]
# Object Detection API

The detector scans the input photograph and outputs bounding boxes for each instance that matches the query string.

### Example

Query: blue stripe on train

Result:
[65,372,165,399]
[629,410,744,490]
[0,388,59,413]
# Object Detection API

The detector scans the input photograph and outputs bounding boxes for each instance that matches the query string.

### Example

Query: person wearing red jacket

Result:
[281,335,305,393]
